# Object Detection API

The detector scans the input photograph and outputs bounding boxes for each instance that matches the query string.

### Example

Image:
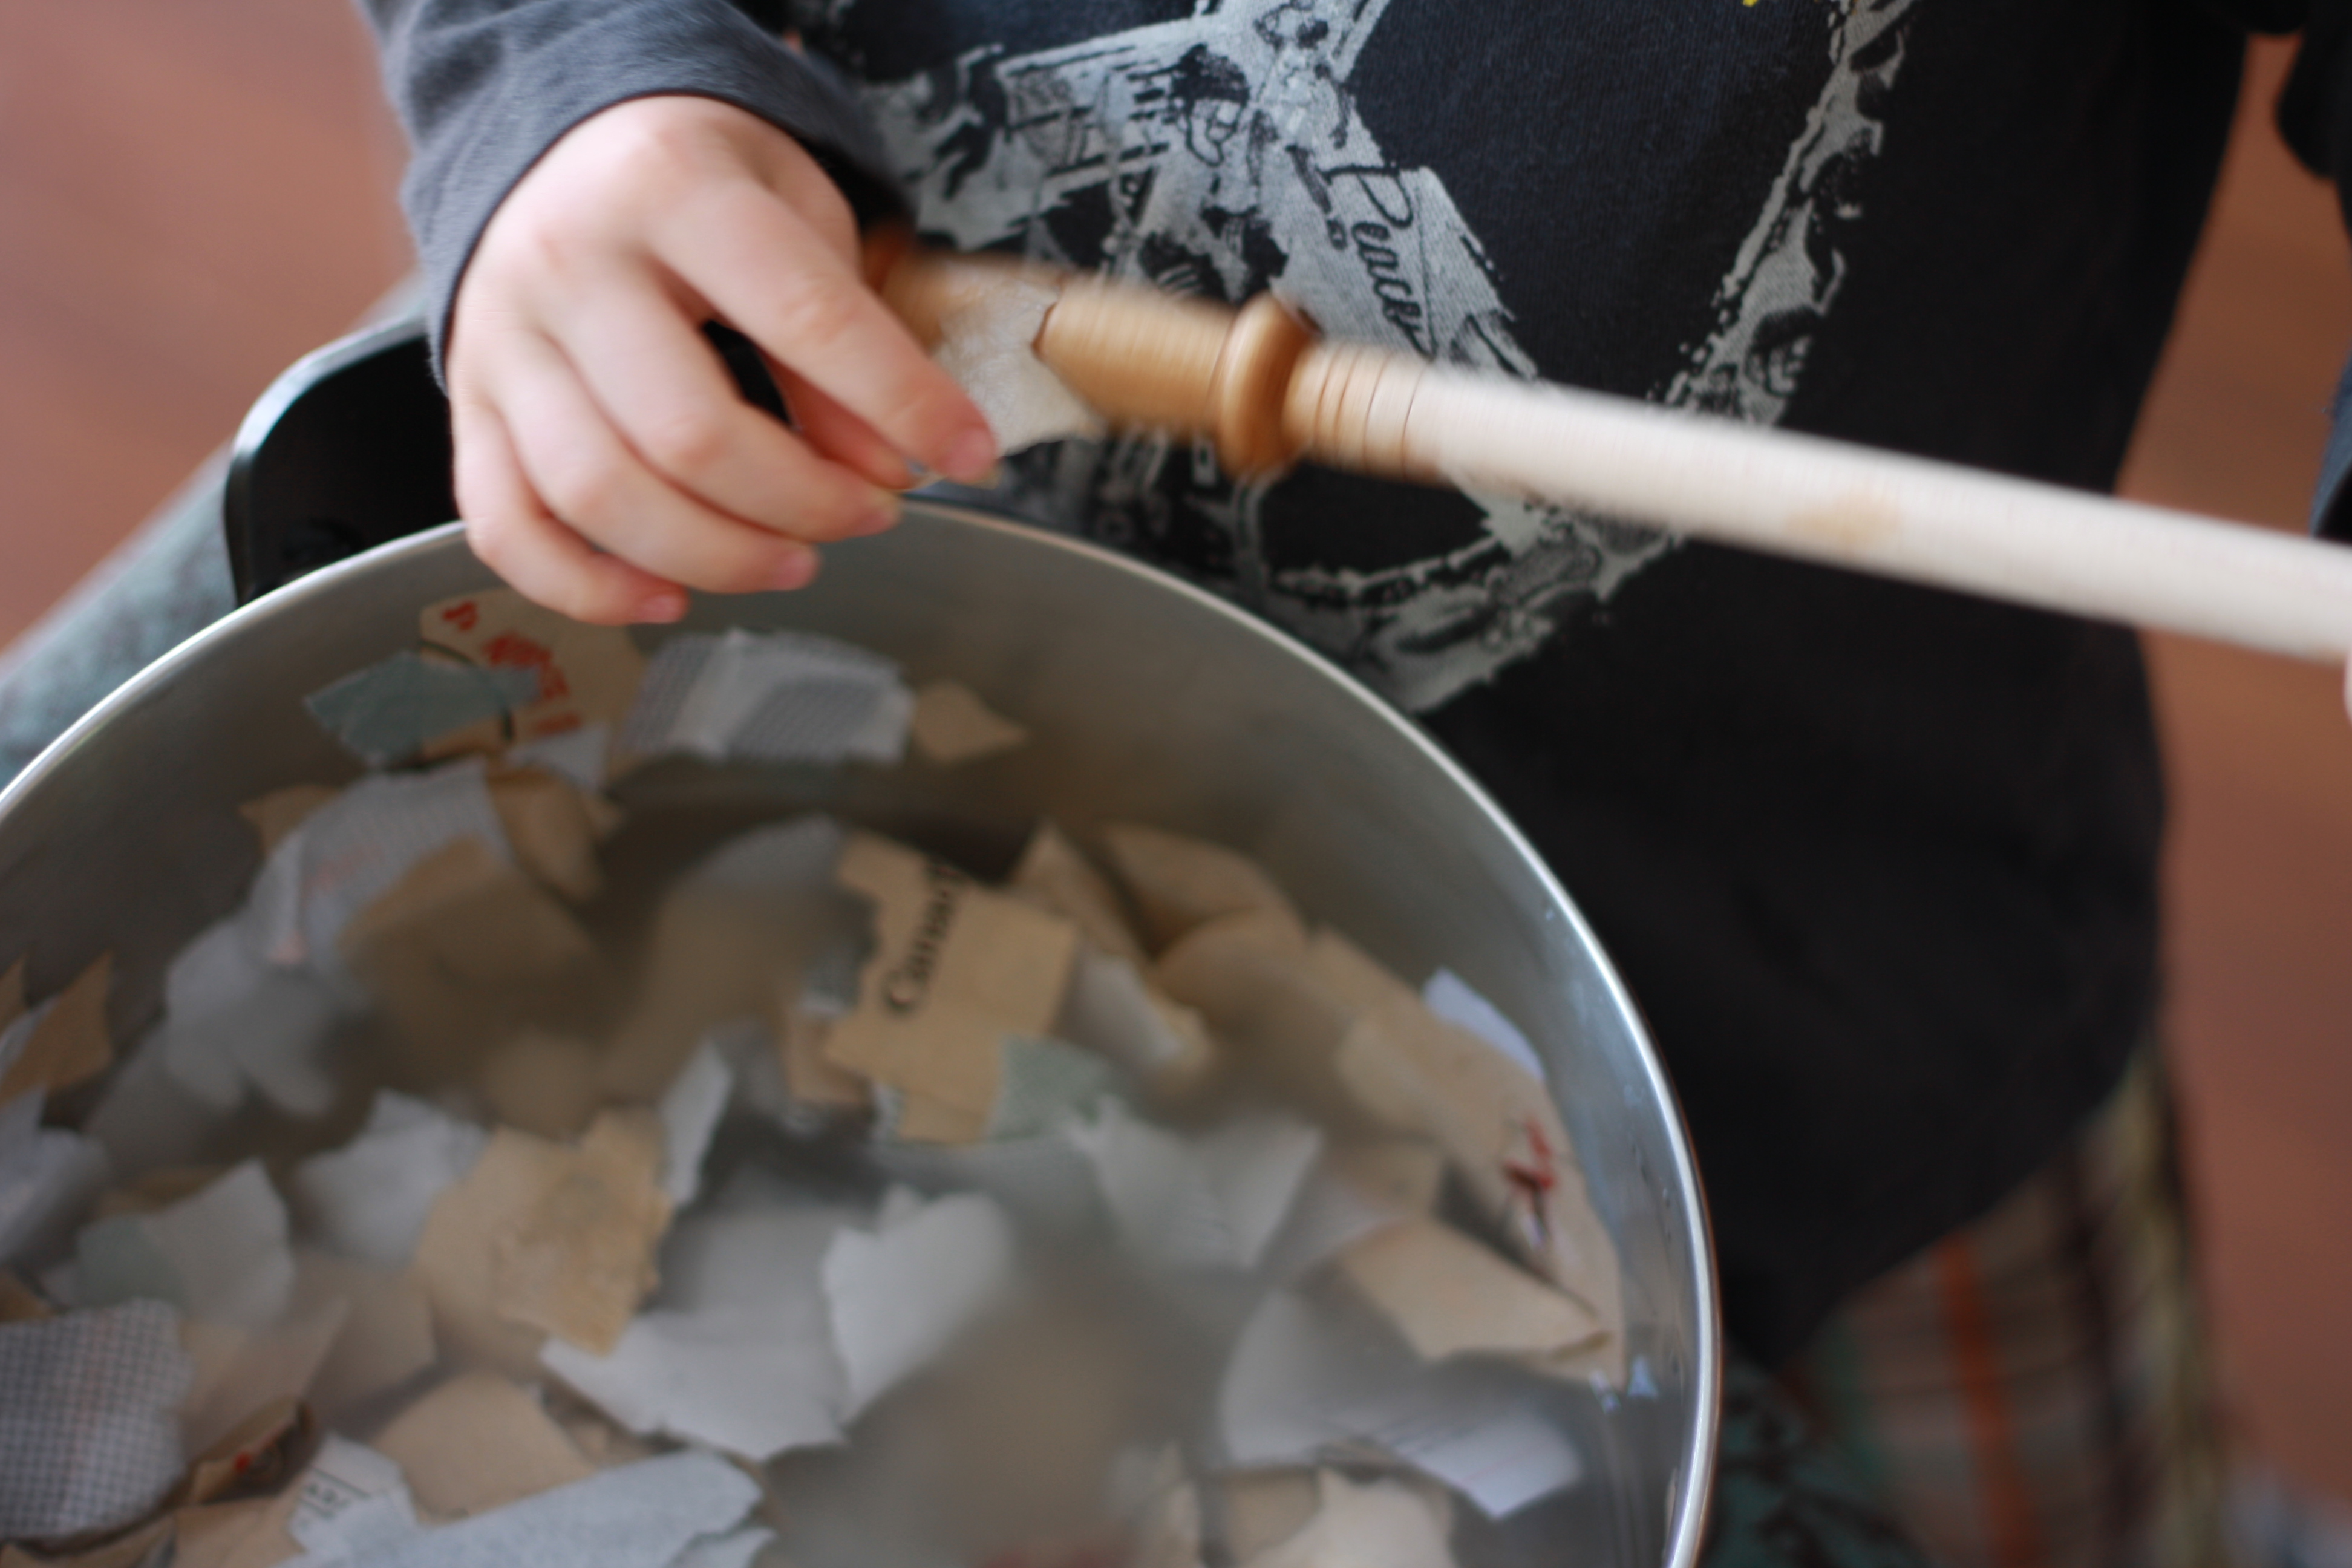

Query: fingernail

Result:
[635,591,688,624]
[773,550,820,591]
[941,428,998,485]
[851,496,900,537]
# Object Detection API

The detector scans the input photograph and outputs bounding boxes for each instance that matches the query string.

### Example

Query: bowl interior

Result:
[0,507,1717,1567]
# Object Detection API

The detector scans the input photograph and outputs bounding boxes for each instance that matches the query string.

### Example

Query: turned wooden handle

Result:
[874,242,2352,664]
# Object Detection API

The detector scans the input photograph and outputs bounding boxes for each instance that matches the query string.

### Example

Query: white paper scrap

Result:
[286,1435,422,1561]
[822,1188,1014,1419]
[545,1306,844,1462]
[622,630,912,768]
[1219,1292,1581,1520]
[1070,1102,1322,1272]
[510,721,613,792]
[1422,970,1546,1085]
[162,916,345,1116]
[670,1526,776,1568]
[0,1092,108,1270]
[932,272,1105,455]
[871,1134,1102,1235]
[657,1042,732,1207]
[78,1159,295,1331]
[248,758,512,976]
[1058,949,1198,1076]
[986,1034,1128,1142]
[292,1091,489,1268]
[292,1450,758,1568]
[545,1205,852,1462]
[682,814,848,897]
[0,1299,194,1540]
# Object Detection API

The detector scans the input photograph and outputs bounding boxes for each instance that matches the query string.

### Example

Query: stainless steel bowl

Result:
[0,508,1718,1567]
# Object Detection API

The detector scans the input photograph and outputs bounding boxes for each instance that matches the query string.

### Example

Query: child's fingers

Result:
[659,185,996,484]
[488,331,822,595]
[548,279,903,542]
[769,361,919,493]
[453,396,687,626]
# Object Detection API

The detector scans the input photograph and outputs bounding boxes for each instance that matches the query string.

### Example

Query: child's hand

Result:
[445,95,998,624]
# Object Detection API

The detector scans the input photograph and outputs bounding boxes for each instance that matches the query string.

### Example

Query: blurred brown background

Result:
[2,0,2349,1511]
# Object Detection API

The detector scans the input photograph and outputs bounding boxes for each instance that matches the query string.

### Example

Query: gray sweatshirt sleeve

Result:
[356,0,901,371]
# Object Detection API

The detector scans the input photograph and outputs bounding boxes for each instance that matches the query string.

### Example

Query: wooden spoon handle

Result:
[875,242,2352,663]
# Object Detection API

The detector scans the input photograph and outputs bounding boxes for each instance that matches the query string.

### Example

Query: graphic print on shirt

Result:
[852,0,1921,713]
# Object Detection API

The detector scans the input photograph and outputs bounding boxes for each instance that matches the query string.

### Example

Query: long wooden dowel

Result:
[878,243,2352,664]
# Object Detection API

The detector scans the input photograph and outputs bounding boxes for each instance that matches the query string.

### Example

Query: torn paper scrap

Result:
[183,1397,318,1511]
[289,1451,757,1568]
[660,1203,853,1322]
[1011,823,1149,967]
[292,1092,486,1270]
[178,1298,349,1454]
[1333,993,1622,1382]
[1260,1139,1446,1281]
[474,1031,602,1141]
[0,1300,195,1539]
[411,1126,574,1378]
[778,1010,869,1117]
[305,652,540,768]
[372,1372,593,1520]
[656,1041,731,1207]
[0,1093,109,1272]
[1246,1471,1460,1568]
[171,1491,308,1568]
[1334,1217,1607,1370]
[291,1252,436,1418]
[621,628,911,767]
[1303,929,1417,1018]
[871,1133,1100,1237]
[542,1299,846,1463]
[597,816,853,1105]
[930,269,1105,456]
[0,955,113,1108]
[669,1526,776,1568]
[489,1111,671,1357]
[681,813,848,897]
[1069,1102,1321,1272]
[281,1434,419,1562]
[1121,1455,1204,1568]
[90,1164,226,1222]
[826,833,1079,1142]
[76,1160,294,1331]
[908,681,1028,766]
[1101,825,1300,952]
[420,587,648,747]
[983,1036,1126,1142]
[1218,1292,1582,1519]
[1056,948,1218,1103]
[1154,927,1361,1125]
[822,1189,1014,1419]
[1421,970,1545,1085]
[340,838,598,1082]
[508,722,613,794]
[488,766,617,902]
[240,785,342,857]
[161,922,341,1117]
[1218,1470,1321,1563]
[244,758,511,978]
